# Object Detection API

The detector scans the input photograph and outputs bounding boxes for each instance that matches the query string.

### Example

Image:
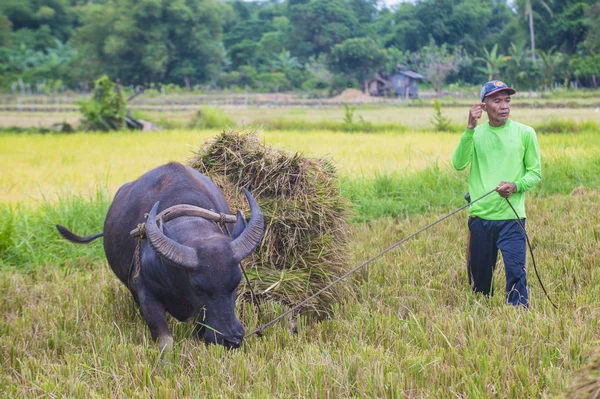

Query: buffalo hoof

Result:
[158,335,174,353]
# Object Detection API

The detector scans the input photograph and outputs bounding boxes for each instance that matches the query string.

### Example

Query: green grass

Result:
[0,190,109,270]
[533,119,600,134]
[341,152,600,222]
[3,151,600,269]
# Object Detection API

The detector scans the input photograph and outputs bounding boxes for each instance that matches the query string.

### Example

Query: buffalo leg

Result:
[137,288,173,351]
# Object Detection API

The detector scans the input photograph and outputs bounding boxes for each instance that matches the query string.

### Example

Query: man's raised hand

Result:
[467,103,485,130]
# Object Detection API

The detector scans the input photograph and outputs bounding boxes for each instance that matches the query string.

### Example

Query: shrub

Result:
[431,99,453,131]
[188,107,235,130]
[78,75,127,131]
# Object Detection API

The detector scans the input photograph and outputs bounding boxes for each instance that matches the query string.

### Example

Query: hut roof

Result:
[396,70,424,80]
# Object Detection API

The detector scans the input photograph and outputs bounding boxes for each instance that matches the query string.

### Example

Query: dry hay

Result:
[330,88,378,103]
[570,186,587,196]
[188,130,353,316]
[565,346,600,399]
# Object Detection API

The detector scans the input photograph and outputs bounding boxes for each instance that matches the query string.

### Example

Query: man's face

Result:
[482,91,511,125]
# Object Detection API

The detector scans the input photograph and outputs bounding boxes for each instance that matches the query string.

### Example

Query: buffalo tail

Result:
[56,225,104,244]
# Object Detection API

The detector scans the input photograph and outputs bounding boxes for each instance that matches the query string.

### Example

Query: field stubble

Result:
[1,103,598,130]
[1,190,599,397]
[1,124,600,397]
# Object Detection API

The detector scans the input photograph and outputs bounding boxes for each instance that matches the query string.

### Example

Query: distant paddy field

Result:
[1,128,599,204]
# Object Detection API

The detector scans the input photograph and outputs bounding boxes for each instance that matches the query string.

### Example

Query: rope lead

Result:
[245,188,504,339]
[505,198,558,309]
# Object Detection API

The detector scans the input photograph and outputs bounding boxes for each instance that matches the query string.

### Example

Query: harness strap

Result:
[128,218,147,289]
[129,239,142,288]
[127,205,236,286]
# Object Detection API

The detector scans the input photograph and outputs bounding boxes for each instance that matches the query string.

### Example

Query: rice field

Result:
[0,129,459,203]
[2,128,600,204]
[1,110,600,397]
[1,103,598,130]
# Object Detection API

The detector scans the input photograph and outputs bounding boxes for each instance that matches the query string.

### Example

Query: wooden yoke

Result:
[130,204,238,237]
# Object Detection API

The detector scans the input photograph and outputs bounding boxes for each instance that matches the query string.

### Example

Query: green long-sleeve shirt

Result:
[452,119,541,220]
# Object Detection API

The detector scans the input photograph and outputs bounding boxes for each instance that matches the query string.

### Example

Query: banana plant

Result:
[475,44,507,81]
[537,47,565,90]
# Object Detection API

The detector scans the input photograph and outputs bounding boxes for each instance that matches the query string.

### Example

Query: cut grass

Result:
[189,130,353,315]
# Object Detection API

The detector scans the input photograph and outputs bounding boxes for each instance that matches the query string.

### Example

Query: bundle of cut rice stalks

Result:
[188,130,353,317]
[565,346,600,399]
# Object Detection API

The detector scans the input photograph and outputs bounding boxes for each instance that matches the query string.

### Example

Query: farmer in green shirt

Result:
[452,80,541,307]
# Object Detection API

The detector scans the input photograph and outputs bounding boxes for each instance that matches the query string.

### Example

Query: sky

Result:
[242,0,415,9]
[380,0,413,7]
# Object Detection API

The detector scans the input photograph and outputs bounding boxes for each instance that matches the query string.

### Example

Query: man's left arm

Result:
[515,129,542,192]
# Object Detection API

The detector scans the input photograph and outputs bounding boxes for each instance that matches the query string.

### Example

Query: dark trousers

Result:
[467,217,528,307]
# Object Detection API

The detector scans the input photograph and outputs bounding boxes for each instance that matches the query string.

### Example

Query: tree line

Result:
[1,0,599,95]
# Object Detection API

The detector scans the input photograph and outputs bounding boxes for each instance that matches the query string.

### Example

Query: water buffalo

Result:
[57,162,264,350]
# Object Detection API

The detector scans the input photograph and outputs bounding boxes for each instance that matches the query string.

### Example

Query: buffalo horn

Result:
[146,201,199,271]
[230,188,264,263]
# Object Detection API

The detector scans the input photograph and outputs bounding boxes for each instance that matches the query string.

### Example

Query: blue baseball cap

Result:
[480,80,516,102]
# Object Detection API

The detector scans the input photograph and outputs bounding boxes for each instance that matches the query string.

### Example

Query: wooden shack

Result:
[389,70,424,98]
[366,76,391,96]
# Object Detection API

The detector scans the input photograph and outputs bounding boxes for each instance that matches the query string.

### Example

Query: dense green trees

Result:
[328,37,388,91]
[74,0,224,86]
[1,0,598,93]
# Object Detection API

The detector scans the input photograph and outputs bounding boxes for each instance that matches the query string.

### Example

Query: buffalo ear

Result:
[231,210,246,239]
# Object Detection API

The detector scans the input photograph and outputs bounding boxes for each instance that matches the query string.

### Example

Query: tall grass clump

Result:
[342,164,469,222]
[0,189,110,270]
[534,119,600,133]
[339,102,374,133]
[188,130,353,315]
[188,107,235,130]
[430,99,454,132]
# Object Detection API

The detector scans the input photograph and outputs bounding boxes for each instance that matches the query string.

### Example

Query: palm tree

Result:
[516,0,553,62]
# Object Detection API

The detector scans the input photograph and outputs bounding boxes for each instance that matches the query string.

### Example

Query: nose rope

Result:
[240,263,264,335]
[245,188,500,339]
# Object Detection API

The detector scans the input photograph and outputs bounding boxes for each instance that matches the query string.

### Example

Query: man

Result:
[452,80,541,307]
